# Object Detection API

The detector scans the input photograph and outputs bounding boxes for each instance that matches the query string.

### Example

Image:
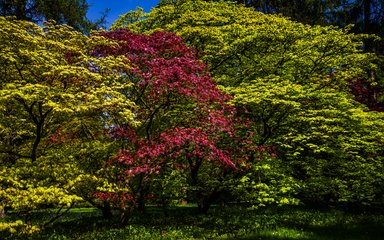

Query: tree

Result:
[91,29,243,223]
[115,0,384,208]
[200,0,340,25]
[211,0,384,45]
[0,0,108,33]
[218,0,384,110]
[0,17,136,234]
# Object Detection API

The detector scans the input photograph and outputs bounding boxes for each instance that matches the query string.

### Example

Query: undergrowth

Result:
[1,205,383,239]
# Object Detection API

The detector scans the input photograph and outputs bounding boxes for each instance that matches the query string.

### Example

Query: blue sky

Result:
[87,0,160,28]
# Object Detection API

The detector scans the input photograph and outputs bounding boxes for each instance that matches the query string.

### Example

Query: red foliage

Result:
[92,30,255,208]
[94,192,135,208]
[110,127,237,170]
[349,78,384,111]
[47,127,66,144]
[95,30,231,103]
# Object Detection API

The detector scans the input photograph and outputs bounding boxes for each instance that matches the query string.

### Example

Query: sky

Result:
[87,0,161,28]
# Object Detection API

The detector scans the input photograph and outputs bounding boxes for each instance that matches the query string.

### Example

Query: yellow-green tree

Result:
[114,0,384,208]
[0,17,136,234]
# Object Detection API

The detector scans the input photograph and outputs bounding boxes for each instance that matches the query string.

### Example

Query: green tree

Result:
[218,0,384,110]
[0,0,108,33]
[214,0,383,41]
[115,0,384,208]
[0,17,136,234]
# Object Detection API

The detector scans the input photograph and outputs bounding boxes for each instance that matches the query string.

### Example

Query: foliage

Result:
[233,153,301,208]
[217,0,384,109]
[110,7,146,30]
[2,0,384,237]
[91,29,244,221]
[152,0,384,111]
[0,16,136,232]
[0,0,108,33]
[114,0,384,207]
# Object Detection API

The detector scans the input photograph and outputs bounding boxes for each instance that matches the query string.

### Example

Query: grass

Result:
[2,205,384,239]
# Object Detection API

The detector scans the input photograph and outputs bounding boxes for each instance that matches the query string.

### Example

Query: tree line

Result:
[1,0,384,236]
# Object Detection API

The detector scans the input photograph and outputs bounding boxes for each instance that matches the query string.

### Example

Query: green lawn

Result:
[2,205,384,239]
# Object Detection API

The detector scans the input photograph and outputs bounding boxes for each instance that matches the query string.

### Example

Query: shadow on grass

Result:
[5,205,384,240]
[301,222,383,240]
[241,224,384,240]
[264,206,384,240]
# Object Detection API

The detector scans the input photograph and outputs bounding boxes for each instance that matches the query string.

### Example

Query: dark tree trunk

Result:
[197,200,211,214]
[86,198,113,219]
[31,121,42,162]
[197,190,221,214]
[138,195,146,213]
[100,202,113,219]
[120,206,134,226]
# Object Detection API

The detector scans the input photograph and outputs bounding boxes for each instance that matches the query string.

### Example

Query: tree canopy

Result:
[115,0,384,207]
[2,0,384,237]
[91,29,242,221]
[0,0,108,33]
[0,16,135,233]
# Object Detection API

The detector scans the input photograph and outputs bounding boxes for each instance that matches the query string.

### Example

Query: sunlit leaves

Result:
[116,0,384,207]
[0,17,137,231]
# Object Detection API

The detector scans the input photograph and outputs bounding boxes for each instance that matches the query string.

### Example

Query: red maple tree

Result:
[91,30,251,221]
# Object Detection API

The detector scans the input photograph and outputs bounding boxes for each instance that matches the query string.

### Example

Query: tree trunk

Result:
[100,202,113,219]
[86,198,113,219]
[197,201,211,214]
[31,121,42,162]
[120,206,134,226]
[197,190,221,214]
